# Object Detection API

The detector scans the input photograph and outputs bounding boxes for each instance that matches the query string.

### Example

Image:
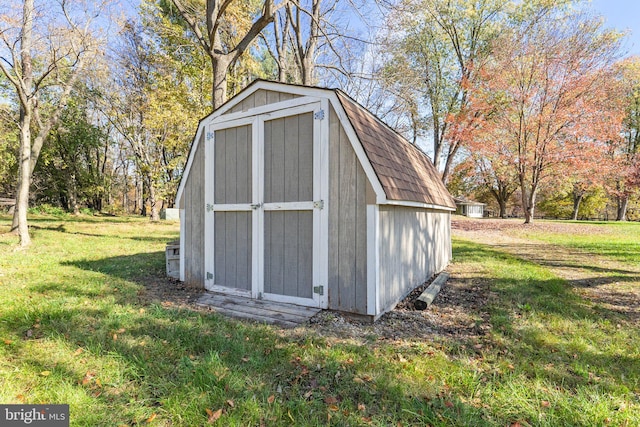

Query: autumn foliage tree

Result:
[462,5,622,223]
[606,57,640,220]
[380,0,507,181]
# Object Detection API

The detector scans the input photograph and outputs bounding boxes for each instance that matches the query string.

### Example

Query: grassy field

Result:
[0,215,639,426]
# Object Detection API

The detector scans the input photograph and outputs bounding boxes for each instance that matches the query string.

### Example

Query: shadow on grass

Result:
[452,239,640,393]
[29,224,175,244]
[4,249,493,425]
[1,287,490,426]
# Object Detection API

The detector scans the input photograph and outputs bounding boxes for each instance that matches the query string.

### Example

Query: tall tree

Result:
[608,57,640,220]
[0,0,106,246]
[168,0,287,109]
[380,0,507,181]
[463,5,622,223]
[264,0,361,86]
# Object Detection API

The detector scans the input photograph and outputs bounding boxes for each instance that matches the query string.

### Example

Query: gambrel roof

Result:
[336,92,455,210]
[176,80,455,211]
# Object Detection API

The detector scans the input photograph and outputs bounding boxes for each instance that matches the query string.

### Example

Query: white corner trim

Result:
[384,200,456,212]
[179,209,185,282]
[366,205,380,316]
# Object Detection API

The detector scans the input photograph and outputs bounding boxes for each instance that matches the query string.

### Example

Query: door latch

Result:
[251,203,262,210]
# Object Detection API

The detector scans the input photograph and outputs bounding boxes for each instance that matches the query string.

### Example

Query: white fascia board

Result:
[325,93,388,204]
[175,120,206,207]
[211,80,330,120]
[384,200,456,212]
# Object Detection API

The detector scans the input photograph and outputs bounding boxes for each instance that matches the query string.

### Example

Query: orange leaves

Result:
[267,395,275,404]
[205,408,222,423]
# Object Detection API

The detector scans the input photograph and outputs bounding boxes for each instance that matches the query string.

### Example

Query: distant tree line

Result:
[1,0,639,247]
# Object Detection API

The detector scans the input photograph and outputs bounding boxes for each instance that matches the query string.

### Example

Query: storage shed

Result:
[175,80,456,319]
[454,196,486,218]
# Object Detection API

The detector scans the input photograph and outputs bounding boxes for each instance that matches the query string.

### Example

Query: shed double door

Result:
[207,103,326,308]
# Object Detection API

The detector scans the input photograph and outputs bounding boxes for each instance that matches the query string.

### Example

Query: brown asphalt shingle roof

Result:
[336,92,456,209]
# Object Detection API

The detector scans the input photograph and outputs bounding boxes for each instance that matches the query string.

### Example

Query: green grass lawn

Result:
[1,215,638,426]
[511,220,640,266]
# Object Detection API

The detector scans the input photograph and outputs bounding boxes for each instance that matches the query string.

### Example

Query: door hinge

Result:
[206,203,214,212]
[314,110,325,120]
[206,272,213,280]
[313,200,324,210]
[313,285,324,296]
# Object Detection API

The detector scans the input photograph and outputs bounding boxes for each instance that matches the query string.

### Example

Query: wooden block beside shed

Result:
[166,241,180,279]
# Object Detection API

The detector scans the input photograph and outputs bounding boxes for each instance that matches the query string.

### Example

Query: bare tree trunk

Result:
[212,55,230,109]
[521,178,537,224]
[572,192,584,221]
[68,172,79,215]
[148,174,160,221]
[15,112,32,246]
[13,0,34,246]
[616,195,629,221]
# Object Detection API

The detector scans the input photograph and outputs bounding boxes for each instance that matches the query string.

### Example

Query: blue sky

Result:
[590,0,640,56]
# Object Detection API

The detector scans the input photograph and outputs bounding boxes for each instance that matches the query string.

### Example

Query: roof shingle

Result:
[336,92,456,209]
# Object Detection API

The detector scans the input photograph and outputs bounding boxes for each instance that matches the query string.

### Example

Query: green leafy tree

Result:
[33,95,108,214]
[167,0,286,109]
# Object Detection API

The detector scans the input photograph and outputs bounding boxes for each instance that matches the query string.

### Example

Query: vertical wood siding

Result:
[263,112,314,298]
[213,125,252,290]
[183,132,205,287]
[226,89,301,114]
[214,126,252,204]
[328,107,368,314]
[214,212,252,290]
[378,206,451,312]
[264,113,313,203]
[264,211,313,298]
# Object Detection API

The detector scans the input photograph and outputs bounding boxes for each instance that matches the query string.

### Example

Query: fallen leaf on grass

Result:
[40,371,51,377]
[3,339,12,345]
[324,396,338,405]
[146,413,157,423]
[226,400,234,408]
[15,394,26,403]
[206,408,222,423]
[541,400,550,408]
[267,395,275,404]
[81,371,96,385]
[113,334,118,341]
[353,377,365,384]
[444,401,454,408]
[328,405,339,412]
[358,403,366,412]
[241,357,249,362]
[73,348,84,356]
